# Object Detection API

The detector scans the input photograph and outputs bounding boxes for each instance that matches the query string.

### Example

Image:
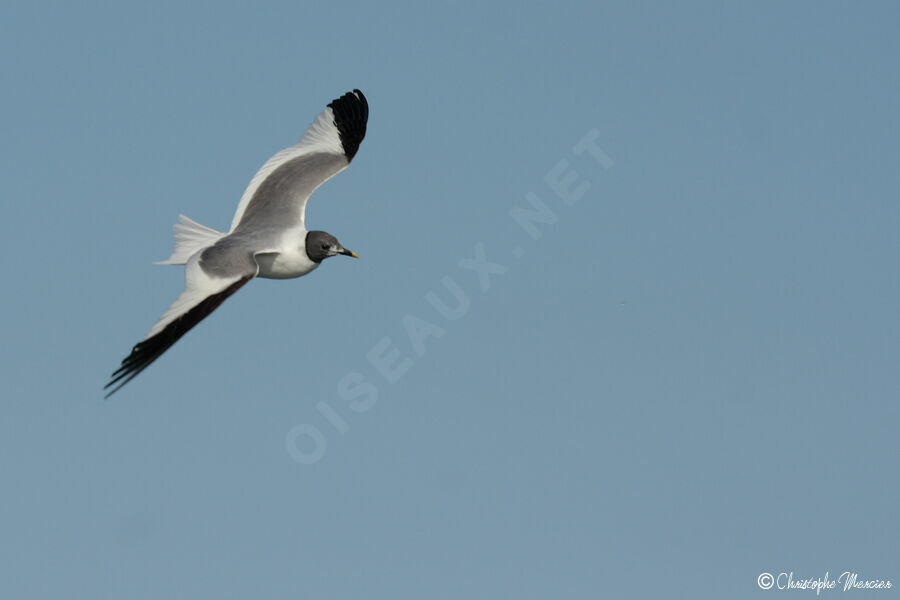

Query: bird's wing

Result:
[228,89,368,233]
[105,246,258,397]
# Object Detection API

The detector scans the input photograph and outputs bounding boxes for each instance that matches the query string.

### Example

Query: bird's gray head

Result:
[305,230,358,263]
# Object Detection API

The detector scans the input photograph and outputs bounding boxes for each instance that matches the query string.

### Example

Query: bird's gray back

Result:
[199,233,267,278]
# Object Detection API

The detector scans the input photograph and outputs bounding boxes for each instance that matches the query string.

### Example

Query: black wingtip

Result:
[103,275,253,399]
[327,89,368,161]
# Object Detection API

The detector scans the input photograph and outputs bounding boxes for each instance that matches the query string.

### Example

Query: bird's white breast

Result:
[255,229,319,279]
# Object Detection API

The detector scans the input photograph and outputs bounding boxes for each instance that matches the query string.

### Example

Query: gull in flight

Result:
[105,89,369,397]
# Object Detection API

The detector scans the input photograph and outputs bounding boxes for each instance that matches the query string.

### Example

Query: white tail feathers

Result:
[155,215,226,265]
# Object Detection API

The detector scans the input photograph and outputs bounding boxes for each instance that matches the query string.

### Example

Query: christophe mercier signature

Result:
[768,571,893,593]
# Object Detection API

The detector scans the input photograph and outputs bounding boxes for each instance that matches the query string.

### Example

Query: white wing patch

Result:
[297,106,344,155]
[228,106,344,232]
[145,253,251,339]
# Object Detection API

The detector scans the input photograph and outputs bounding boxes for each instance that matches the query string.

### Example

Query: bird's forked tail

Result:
[154,214,226,265]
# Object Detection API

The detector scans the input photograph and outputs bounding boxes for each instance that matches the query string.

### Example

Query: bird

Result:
[104,89,369,398]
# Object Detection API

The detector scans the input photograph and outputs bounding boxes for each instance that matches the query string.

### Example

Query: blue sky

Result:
[1,1,898,598]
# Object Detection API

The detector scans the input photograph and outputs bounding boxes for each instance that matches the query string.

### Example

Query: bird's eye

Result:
[321,243,330,250]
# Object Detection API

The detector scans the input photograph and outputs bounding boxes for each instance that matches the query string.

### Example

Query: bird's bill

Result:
[339,248,359,258]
